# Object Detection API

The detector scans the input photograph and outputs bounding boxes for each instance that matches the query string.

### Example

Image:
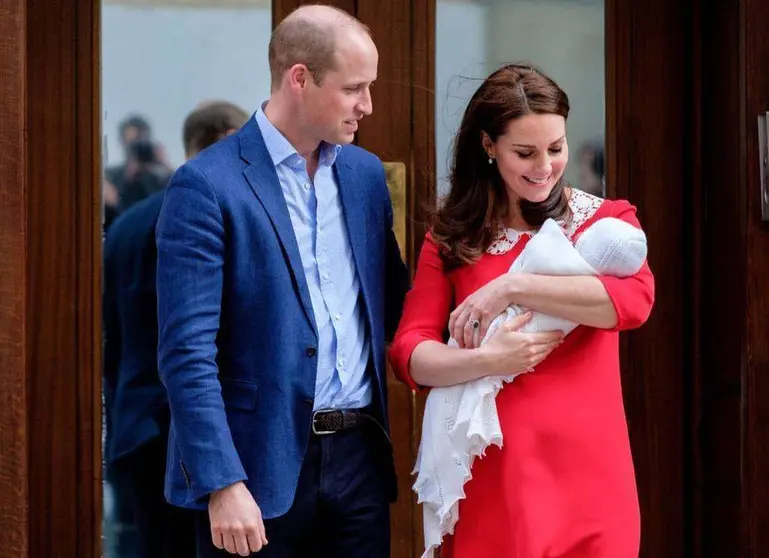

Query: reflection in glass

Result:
[436,0,605,198]
[100,1,271,556]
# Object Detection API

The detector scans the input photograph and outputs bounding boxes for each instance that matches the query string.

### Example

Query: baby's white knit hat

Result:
[575,217,647,277]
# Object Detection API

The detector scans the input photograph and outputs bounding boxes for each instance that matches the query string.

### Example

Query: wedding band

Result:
[471,319,480,330]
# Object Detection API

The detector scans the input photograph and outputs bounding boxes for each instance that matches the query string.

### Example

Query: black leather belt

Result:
[312,408,370,436]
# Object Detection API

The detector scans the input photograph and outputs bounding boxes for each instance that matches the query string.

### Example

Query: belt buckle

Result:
[312,409,337,436]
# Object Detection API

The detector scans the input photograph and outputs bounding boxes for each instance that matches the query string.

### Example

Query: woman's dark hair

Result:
[431,63,571,268]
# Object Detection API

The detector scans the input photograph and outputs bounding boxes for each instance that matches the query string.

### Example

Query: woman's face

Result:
[483,113,569,204]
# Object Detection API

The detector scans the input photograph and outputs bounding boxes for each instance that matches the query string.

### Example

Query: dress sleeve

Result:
[388,233,453,390]
[595,200,656,331]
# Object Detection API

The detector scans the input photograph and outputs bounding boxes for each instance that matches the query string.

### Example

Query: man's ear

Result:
[286,64,312,91]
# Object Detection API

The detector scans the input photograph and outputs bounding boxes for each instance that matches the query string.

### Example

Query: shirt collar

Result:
[255,103,342,169]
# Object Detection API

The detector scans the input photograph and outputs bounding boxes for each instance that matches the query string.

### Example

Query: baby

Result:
[414,217,648,558]
[477,216,647,344]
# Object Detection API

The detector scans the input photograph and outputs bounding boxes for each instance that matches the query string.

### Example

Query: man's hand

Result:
[209,481,268,555]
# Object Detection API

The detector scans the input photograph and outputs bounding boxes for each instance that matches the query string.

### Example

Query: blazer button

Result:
[306,347,317,357]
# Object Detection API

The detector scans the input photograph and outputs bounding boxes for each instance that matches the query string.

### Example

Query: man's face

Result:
[121,125,150,147]
[300,30,378,146]
[121,125,151,159]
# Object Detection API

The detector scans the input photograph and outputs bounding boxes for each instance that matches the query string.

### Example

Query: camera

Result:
[128,139,158,165]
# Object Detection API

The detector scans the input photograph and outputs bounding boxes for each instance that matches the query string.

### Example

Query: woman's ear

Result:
[480,131,494,158]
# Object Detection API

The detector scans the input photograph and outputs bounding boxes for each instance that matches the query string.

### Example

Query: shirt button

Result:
[306,347,317,357]
[303,182,310,189]
[322,273,329,281]
[333,313,341,322]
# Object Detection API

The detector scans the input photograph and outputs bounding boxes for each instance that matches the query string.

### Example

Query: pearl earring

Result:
[488,156,493,165]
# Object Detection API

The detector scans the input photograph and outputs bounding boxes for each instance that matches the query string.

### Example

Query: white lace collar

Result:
[486,189,604,255]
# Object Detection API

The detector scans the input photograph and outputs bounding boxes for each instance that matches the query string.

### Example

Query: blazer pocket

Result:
[219,377,258,411]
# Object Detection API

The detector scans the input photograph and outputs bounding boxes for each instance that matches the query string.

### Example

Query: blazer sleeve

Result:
[388,233,453,390]
[155,163,247,502]
[595,199,656,331]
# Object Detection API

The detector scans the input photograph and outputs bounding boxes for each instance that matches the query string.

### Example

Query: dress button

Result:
[306,347,317,357]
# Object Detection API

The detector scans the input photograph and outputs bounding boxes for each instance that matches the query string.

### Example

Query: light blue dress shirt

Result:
[254,108,372,410]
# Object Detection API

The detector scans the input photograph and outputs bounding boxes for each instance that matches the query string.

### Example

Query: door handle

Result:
[383,161,407,256]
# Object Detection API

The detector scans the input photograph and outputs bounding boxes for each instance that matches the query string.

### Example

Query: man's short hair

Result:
[182,101,250,156]
[118,114,151,142]
[268,5,370,89]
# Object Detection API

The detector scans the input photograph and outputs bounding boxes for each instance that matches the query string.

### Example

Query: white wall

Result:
[435,0,605,195]
[101,4,272,169]
[487,0,605,186]
[103,1,603,186]
[436,0,492,197]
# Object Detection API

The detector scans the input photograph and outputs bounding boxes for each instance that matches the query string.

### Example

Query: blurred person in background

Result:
[103,101,250,558]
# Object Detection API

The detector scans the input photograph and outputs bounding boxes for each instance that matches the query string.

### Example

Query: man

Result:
[104,114,173,229]
[104,115,151,229]
[576,138,605,197]
[155,5,410,557]
[103,101,250,557]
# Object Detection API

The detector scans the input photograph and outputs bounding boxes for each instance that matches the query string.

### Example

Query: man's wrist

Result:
[212,481,244,499]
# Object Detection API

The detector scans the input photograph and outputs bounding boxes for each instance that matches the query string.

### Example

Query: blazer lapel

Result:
[334,157,368,300]
[240,121,317,337]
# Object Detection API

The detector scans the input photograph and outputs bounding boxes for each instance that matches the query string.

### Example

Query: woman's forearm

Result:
[409,340,494,387]
[507,274,618,329]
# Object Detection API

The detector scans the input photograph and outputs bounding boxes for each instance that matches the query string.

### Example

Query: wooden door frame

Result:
[0,0,99,556]
[606,0,692,554]
[0,0,30,552]
[2,0,769,556]
[273,4,436,556]
[0,0,102,556]
[698,0,769,555]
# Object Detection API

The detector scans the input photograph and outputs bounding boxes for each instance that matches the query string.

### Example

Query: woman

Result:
[388,64,654,558]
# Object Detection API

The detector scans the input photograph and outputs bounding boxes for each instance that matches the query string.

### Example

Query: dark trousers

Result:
[109,436,196,557]
[196,425,391,558]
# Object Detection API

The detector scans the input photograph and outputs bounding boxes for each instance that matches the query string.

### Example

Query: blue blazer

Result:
[155,117,410,517]
[103,190,168,465]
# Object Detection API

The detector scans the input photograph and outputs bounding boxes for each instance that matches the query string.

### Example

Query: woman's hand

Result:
[479,312,564,376]
[449,274,515,348]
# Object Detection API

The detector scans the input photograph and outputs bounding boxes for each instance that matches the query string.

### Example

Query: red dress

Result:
[388,193,655,558]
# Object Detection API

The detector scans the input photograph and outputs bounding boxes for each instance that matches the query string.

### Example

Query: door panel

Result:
[280,1,689,556]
